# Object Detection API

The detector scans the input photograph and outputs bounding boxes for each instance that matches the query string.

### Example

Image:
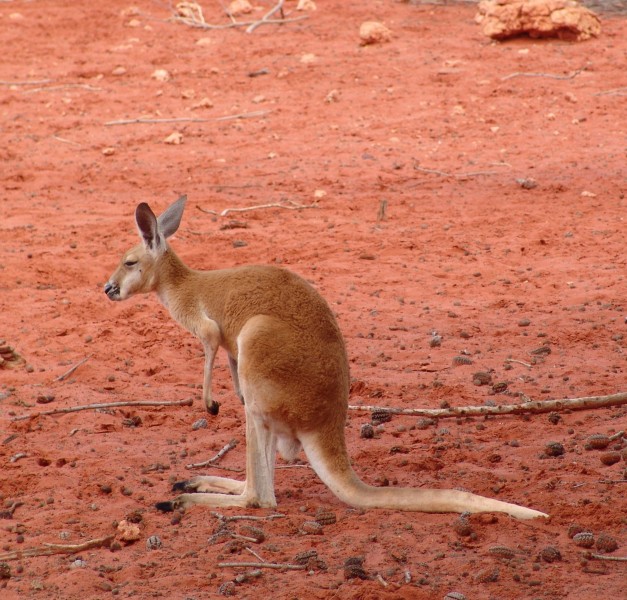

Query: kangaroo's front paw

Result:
[207,400,220,415]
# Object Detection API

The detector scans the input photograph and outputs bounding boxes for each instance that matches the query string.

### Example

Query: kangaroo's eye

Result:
[124,260,137,268]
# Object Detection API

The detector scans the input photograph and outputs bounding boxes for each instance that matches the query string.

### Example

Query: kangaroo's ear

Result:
[157,195,187,239]
[135,202,161,251]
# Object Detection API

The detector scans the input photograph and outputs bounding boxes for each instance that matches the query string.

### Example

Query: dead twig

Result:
[246,0,285,33]
[186,439,238,469]
[219,200,319,217]
[505,358,533,368]
[23,84,102,94]
[54,355,92,382]
[413,163,506,178]
[0,534,114,561]
[211,512,286,523]
[218,561,305,570]
[594,86,627,97]
[348,391,627,419]
[501,68,584,82]
[586,553,627,562]
[0,79,54,86]
[11,398,193,422]
[104,110,270,126]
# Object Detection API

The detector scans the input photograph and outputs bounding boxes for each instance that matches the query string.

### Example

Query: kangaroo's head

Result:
[104,195,187,301]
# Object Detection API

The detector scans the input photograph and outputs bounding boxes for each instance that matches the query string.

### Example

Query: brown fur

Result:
[105,196,548,519]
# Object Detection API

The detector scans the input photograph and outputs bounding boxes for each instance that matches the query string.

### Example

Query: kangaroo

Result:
[104,195,548,519]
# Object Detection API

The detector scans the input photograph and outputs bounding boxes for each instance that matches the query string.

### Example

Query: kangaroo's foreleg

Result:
[199,318,221,415]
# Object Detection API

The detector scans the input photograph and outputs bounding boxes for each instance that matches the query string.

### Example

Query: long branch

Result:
[218,561,305,570]
[11,398,193,421]
[104,110,270,126]
[0,535,114,561]
[348,392,627,419]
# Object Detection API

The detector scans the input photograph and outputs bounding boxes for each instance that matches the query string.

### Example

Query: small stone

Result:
[297,0,317,10]
[359,21,392,45]
[112,66,127,76]
[518,318,531,327]
[163,131,183,145]
[102,147,116,156]
[444,593,467,600]
[116,519,141,542]
[227,0,253,16]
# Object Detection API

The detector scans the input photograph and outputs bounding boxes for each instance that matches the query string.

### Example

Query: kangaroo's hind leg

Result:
[156,404,278,511]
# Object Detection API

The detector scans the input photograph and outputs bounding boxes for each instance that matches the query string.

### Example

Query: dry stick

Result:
[11,398,193,422]
[211,511,286,523]
[594,86,627,97]
[104,110,270,126]
[219,201,318,217]
[348,392,627,419]
[0,79,54,86]
[23,84,102,94]
[505,358,533,368]
[186,438,238,469]
[0,535,114,561]
[218,561,305,570]
[500,68,584,82]
[55,355,92,382]
[413,164,504,178]
[587,553,627,562]
[246,0,284,33]
[174,14,307,31]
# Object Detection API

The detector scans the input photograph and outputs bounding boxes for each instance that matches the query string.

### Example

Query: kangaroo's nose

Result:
[104,282,119,299]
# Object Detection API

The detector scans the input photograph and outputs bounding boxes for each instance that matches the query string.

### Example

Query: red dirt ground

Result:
[1,1,626,598]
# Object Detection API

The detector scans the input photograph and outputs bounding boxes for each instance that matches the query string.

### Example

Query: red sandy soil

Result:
[1,1,626,598]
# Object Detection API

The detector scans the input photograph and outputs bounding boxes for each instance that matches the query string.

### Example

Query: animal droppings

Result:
[539,546,562,562]
[452,355,473,366]
[584,434,610,450]
[488,545,516,559]
[595,533,618,553]
[572,532,595,548]
[315,509,337,526]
